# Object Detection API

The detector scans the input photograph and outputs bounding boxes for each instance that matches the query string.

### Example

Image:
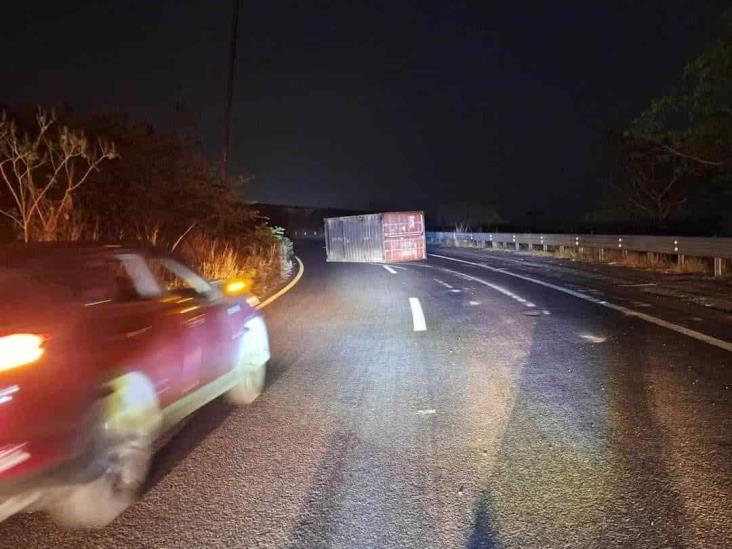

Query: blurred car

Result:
[0,243,270,528]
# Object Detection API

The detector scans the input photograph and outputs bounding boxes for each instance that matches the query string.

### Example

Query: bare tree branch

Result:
[171,221,197,252]
[0,160,24,225]
[0,207,22,226]
[660,144,726,167]
[0,108,114,241]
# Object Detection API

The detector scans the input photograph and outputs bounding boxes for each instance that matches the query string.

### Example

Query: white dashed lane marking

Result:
[433,278,454,289]
[429,253,732,353]
[408,297,427,332]
[431,265,538,310]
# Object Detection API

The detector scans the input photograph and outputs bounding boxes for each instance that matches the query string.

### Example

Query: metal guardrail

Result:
[426,231,732,277]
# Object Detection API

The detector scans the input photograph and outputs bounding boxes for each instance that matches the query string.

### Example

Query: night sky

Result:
[2,1,729,224]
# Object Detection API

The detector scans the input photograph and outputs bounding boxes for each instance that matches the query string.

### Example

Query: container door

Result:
[382,211,426,262]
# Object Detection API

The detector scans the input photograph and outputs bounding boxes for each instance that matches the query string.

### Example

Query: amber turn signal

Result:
[223,277,251,296]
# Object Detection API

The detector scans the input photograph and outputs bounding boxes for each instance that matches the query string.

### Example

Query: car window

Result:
[60,257,121,304]
[147,257,217,299]
[116,254,162,299]
[0,251,160,304]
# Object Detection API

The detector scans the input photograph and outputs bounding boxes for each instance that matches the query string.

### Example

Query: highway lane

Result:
[427,246,732,344]
[4,243,731,548]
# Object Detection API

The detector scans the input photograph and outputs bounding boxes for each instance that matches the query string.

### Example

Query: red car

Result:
[0,243,270,528]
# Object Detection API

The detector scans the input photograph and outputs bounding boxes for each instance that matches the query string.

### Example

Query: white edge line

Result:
[409,297,427,332]
[429,253,732,353]
[382,264,398,274]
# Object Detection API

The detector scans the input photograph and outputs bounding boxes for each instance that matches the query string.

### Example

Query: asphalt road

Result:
[4,243,732,548]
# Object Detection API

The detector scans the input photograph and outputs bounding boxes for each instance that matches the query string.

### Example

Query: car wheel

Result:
[47,372,160,529]
[47,434,152,529]
[226,361,267,405]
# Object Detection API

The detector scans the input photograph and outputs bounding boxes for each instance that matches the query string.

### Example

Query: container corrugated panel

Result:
[325,213,384,262]
[325,211,425,263]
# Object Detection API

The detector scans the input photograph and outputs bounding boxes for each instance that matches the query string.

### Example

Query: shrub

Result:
[179,228,293,297]
[0,107,293,296]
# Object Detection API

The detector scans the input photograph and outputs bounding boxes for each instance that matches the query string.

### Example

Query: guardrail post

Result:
[647,251,655,264]
[677,254,685,268]
[714,257,726,278]
[598,248,605,261]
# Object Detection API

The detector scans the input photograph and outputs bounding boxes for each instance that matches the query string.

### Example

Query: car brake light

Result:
[0,334,45,372]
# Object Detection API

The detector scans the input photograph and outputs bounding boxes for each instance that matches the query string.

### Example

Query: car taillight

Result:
[0,334,45,372]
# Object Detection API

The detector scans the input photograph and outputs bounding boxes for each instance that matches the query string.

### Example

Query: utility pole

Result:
[222,0,241,185]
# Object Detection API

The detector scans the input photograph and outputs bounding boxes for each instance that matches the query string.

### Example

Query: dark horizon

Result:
[2,1,729,226]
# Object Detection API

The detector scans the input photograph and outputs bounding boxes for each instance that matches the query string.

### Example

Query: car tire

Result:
[47,372,160,529]
[226,361,267,405]
[47,434,152,529]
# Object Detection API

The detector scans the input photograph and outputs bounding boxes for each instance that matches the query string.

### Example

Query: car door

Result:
[81,253,183,410]
[145,256,226,390]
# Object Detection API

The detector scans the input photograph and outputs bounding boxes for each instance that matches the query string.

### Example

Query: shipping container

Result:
[324,211,426,263]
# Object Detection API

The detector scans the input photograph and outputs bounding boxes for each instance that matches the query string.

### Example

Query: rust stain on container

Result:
[324,211,426,263]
